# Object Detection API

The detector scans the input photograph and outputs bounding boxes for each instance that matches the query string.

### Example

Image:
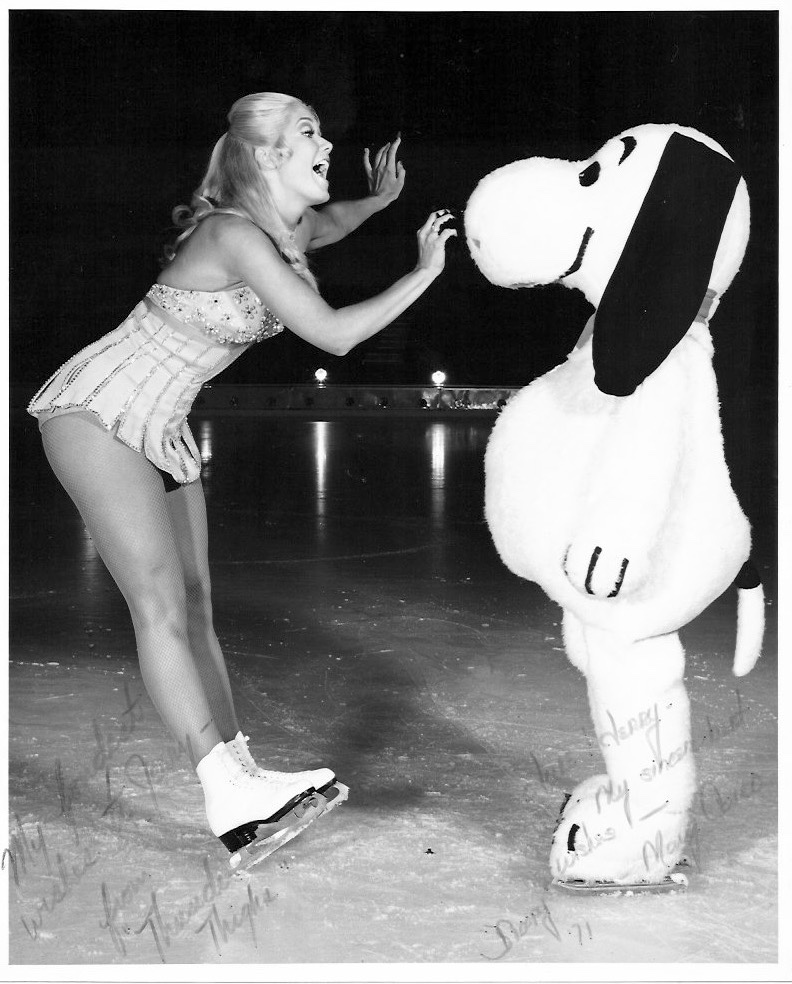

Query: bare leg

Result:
[165,480,239,740]
[41,413,223,763]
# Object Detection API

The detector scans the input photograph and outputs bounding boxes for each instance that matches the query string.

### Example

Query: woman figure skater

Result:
[28,92,456,868]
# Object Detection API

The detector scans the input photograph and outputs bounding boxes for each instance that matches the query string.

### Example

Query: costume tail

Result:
[733,560,764,677]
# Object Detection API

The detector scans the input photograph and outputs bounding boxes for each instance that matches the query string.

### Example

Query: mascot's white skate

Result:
[198,737,349,871]
[465,124,764,893]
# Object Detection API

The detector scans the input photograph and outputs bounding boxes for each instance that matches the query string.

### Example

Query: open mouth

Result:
[312,160,330,180]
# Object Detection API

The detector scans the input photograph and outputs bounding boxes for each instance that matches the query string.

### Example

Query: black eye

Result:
[619,136,637,163]
[578,161,600,187]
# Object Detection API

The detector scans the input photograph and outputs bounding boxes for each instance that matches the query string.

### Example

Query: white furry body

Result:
[485,322,750,641]
[486,320,751,882]
[468,123,763,884]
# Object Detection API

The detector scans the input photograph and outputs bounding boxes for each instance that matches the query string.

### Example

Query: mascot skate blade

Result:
[229,782,349,871]
[552,870,688,895]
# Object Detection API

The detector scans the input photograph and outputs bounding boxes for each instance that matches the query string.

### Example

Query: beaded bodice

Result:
[146,282,284,345]
[29,283,287,484]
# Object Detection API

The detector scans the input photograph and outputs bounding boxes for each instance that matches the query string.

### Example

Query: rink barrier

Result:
[13,382,777,418]
[11,383,516,416]
[184,384,517,415]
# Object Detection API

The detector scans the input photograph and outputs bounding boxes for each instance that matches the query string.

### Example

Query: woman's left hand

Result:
[364,134,406,207]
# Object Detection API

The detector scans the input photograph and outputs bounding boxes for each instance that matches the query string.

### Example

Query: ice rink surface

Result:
[7,412,778,967]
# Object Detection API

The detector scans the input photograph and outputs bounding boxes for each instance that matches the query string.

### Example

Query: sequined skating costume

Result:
[28,283,284,484]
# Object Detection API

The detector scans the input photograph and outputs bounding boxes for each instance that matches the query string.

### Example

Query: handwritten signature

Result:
[531,688,750,791]
[2,816,100,942]
[481,902,593,960]
[131,876,277,962]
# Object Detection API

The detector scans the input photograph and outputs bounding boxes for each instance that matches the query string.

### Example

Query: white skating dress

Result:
[28,283,284,484]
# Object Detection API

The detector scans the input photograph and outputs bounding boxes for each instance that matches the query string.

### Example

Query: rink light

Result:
[199,420,214,464]
[314,368,328,384]
[431,370,446,388]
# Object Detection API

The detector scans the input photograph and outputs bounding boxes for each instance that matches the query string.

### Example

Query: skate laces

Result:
[228,735,332,787]
[227,733,257,774]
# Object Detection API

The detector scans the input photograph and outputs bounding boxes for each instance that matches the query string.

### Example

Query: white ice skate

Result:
[552,872,689,896]
[549,786,691,896]
[197,741,349,870]
[227,732,265,775]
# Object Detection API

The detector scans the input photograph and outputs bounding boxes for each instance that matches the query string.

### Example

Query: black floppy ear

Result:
[593,132,741,396]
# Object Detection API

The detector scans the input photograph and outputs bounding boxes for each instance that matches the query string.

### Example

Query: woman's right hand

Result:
[416,209,457,276]
[212,208,461,358]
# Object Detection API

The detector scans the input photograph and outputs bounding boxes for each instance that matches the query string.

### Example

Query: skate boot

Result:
[197,741,349,870]
[226,732,263,774]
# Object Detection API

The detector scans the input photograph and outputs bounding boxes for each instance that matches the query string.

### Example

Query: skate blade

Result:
[229,782,349,871]
[552,871,688,895]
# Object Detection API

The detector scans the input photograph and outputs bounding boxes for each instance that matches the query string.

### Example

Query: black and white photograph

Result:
[4,5,785,975]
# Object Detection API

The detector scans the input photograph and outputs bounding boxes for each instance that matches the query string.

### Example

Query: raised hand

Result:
[364,134,406,207]
[416,209,457,276]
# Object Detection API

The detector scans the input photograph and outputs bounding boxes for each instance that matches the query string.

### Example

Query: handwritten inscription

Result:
[642,814,703,873]
[20,848,100,942]
[694,771,764,822]
[99,870,153,956]
[92,681,145,772]
[100,854,232,957]
[3,815,53,888]
[194,883,276,957]
[530,689,750,792]
[640,689,748,782]
[597,704,659,748]
[554,767,763,880]
[2,817,99,942]
[481,902,593,960]
[130,862,277,963]
[6,684,284,962]
[552,822,618,879]
[530,750,580,789]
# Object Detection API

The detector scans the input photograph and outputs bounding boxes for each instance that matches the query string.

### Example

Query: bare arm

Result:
[216,211,455,356]
[305,136,406,251]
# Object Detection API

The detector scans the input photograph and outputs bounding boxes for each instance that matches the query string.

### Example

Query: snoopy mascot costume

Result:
[465,124,765,890]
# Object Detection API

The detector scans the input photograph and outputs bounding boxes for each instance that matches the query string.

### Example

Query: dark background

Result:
[10,10,777,399]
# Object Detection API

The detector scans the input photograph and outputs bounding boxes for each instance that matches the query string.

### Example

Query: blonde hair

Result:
[165,92,318,289]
